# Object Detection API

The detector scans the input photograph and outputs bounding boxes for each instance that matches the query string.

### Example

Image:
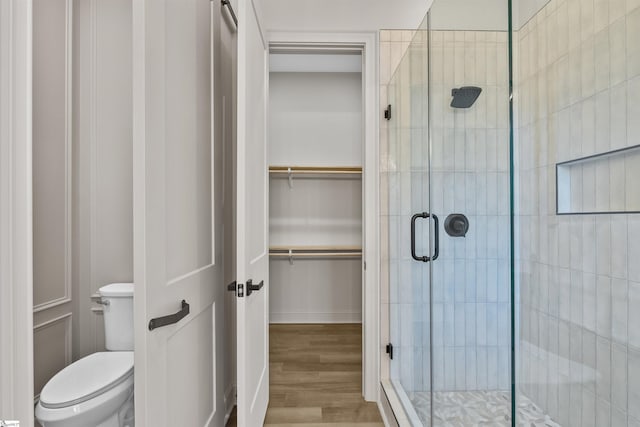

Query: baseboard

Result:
[269,312,362,323]
[224,383,236,424]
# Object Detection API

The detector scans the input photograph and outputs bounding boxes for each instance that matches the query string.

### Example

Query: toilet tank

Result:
[99,283,134,351]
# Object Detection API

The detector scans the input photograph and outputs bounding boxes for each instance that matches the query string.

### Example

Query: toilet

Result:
[36,283,135,427]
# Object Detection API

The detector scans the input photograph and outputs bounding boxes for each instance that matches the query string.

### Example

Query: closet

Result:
[268,51,364,323]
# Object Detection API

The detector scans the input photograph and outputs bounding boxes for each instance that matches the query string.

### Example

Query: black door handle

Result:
[148,300,190,331]
[411,212,439,262]
[432,214,439,261]
[246,279,264,297]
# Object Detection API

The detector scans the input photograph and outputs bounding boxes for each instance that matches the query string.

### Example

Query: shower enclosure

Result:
[381,0,640,424]
[383,3,513,423]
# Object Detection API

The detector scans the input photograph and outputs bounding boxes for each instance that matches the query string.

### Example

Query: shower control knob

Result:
[444,214,469,237]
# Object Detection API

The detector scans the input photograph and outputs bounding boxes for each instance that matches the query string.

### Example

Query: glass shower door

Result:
[386,0,513,425]
[386,19,434,426]
[427,5,513,424]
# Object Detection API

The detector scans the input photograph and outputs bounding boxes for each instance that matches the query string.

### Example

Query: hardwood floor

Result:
[226,324,383,426]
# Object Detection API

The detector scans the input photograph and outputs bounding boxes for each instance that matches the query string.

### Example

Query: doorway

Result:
[226,34,381,425]
[267,47,374,424]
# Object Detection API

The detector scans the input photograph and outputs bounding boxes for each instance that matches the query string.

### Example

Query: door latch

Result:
[228,281,244,297]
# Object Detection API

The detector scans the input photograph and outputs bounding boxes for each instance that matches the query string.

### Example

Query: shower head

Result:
[450,86,482,108]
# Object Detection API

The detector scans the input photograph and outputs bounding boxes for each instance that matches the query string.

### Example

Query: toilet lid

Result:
[40,352,134,409]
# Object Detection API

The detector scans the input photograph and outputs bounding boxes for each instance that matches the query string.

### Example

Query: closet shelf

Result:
[269,166,362,175]
[269,245,362,259]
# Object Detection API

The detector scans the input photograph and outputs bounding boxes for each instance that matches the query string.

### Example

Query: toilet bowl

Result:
[35,352,134,427]
[35,283,135,427]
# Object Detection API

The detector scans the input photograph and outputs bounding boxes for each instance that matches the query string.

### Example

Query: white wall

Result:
[263,0,432,32]
[270,72,362,166]
[264,0,514,33]
[430,0,508,31]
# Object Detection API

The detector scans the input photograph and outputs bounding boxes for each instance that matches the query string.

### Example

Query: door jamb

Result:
[0,0,35,423]
[266,31,380,402]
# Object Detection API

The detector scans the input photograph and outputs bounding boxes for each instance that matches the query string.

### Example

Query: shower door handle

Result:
[411,212,439,262]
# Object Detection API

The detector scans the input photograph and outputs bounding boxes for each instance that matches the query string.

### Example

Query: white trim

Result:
[0,0,34,423]
[88,0,101,355]
[210,1,216,268]
[64,0,73,319]
[167,263,215,286]
[34,313,73,331]
[33,296,72,313]
[32,0,73,315]
[89,0,98,323]
[266,31,380,403]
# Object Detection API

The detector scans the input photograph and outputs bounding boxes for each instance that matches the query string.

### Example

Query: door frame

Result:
[0,0,35,424]
[266,31,379,402]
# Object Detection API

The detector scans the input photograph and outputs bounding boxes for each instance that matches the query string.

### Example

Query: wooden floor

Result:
[226,324,384,426]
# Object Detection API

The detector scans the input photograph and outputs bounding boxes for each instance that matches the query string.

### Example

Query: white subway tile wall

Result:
[517,0,640,423]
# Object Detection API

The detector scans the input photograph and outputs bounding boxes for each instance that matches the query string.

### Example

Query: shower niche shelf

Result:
[556,144,640,215]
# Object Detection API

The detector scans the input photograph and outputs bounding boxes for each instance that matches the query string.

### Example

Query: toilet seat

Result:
[40,352,134,409]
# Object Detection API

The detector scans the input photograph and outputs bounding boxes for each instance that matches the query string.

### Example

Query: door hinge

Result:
[384,105,392,120]
[237,283,244,298]
[386,343,393,360]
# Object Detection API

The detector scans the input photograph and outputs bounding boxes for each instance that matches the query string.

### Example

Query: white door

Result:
[234,0,269,425]
[132,0,225,425]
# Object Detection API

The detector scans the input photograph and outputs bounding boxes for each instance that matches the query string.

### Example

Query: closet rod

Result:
[269,245,361,251]
[269,252,362,258]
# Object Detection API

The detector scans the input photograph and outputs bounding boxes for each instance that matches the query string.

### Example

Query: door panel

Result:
[235,0,269,425]
[133,0,225,425]
[164,0,213,280]
[166,305,214,426]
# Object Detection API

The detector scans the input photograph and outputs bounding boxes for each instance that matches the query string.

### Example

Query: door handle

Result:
[411,212,439,262]
[246,279,264,297]
[148,300,190,331]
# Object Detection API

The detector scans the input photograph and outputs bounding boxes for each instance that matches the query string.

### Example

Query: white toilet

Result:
[36,283,135,427]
